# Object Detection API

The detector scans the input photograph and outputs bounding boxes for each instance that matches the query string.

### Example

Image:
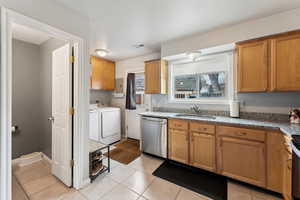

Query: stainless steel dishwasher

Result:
[141,117,167,158]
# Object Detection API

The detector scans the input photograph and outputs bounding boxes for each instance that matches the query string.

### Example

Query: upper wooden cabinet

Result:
[237,30,300,92]
[237,40,269,92]
[144,59,168,94]
[270,34,300,91]
[90,56,115,90]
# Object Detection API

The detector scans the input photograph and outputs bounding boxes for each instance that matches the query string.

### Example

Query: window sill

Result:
[168,98,231,105]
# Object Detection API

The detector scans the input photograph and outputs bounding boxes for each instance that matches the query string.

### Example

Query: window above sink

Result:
[168,52,234,105]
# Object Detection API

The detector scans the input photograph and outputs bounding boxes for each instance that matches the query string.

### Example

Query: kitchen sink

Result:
[175,114,216,119]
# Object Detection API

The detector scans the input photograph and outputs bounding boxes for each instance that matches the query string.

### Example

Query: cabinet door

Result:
[145,60,161,94]
[282,147,292,200]
[266,132,283,193]
[270,33,300,91]
[190,132,216,172]
[217,137,266,187]
[168,129,189,164]
[237,40,269,92]
[91,56,115,90]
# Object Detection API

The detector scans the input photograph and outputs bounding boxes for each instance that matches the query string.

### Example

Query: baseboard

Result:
[41,152,52,166]
[12,152,43,167]
[12,152,52,168]
[81,178,91,189]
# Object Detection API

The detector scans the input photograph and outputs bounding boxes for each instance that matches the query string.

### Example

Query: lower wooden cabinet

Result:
[168,129,189,164]
[190,132,216,172]
[267,132,283,193]
[282,138,292,200]
[217,136,266,187]
[167,119,290,194]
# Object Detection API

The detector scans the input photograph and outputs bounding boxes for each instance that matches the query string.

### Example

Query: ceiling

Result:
[54,0,300,61]
[12,23,52,45]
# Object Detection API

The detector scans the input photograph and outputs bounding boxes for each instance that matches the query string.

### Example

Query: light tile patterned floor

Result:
[13,154,283,200]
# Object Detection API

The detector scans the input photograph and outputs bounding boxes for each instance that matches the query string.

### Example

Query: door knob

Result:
[12,125,19,133]
[48,117,55,123]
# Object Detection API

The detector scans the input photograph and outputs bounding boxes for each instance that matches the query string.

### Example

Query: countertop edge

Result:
[139,112,300,137]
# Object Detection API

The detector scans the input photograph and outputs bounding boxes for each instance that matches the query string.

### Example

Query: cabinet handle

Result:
[236,132,247,136]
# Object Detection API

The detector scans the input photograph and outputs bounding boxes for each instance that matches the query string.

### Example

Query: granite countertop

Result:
[139,112,300,136]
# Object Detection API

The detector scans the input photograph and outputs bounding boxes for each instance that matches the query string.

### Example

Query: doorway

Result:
[11,23,74,199]
[0,8,88,200]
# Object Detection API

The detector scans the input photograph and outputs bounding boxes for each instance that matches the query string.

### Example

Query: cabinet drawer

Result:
[169,119,188,130]
[216,126,265,142]
[190,122,215,134]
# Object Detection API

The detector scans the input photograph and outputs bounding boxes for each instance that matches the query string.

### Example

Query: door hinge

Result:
[70,160,75,168]
[70,56,75,64]
[69,107,75,115]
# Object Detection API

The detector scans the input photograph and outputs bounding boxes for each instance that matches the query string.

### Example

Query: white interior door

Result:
[52,44,72,187]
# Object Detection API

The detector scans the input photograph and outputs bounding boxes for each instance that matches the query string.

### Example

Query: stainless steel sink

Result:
[175,114,216,119]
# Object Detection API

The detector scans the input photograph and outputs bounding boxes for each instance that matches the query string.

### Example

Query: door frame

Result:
[0,7,89,200]
[124,68,146,139]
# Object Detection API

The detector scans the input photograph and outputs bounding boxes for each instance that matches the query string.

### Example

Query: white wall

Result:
[159,7,300,114]
[162,8,300,57]
[115,52,161,79]
[111,53,161,136]
[0,0,90,40]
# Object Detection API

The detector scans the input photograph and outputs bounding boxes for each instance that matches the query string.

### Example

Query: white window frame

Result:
[168,52,234,105]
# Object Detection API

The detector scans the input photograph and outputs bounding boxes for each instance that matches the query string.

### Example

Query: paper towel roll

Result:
[230,101,240,118]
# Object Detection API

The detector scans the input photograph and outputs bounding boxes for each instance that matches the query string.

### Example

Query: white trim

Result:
[12,152,43,167]
[167,52,234,105]
[1,7,12,200]
[163,43,235,62]
[81,178,91,188]
[41,152,52,166]
[0,8,89,199]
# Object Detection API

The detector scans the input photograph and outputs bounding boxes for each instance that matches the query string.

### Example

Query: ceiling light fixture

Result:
[186,50,202,61]
[133,44,145,48]
[95,49,109,57]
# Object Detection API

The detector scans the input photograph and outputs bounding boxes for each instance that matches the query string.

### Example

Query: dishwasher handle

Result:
[141,117,166,123]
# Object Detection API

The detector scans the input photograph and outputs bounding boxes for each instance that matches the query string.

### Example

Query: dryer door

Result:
[101,110,121,138]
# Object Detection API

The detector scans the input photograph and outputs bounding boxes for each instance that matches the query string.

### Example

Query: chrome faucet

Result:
[191,104,201,115]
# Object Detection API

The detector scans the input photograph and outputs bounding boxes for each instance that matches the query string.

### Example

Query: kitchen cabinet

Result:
[190,132,216,172]
[91,56,115,90]
[167,118,291,193]
[270,33,300,91]
[266,132,283,193]
[237,40,269,92]
[216,136,266,187]
[168,129,189,164]
[237,30,300,92]
[145,59,168,94]
[282,136,292,200]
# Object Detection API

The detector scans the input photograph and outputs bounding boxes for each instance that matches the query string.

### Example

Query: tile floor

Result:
[13,154,283,200]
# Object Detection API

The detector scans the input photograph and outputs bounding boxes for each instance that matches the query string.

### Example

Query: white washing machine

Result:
[89,106,121,145]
